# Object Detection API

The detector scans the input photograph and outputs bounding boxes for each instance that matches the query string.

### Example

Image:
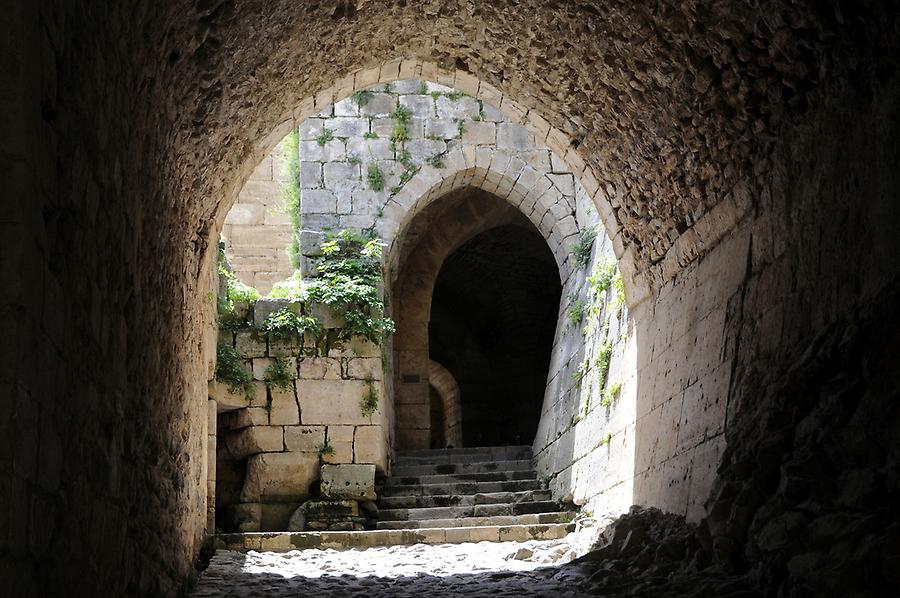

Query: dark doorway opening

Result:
[429,224,561,447]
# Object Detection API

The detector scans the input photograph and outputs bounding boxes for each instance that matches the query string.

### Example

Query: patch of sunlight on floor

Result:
[236,538,578,579]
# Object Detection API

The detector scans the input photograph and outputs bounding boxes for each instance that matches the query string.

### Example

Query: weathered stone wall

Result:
[222,146,295,295]
[213,299,388,533]
[3,1,898,595]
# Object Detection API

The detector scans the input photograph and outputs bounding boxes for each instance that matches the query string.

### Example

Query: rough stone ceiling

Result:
[133,0,896,274]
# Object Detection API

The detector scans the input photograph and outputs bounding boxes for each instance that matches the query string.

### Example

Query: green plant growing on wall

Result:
[317,440,336,458]
[263,357,295,392]
[306,228,396,344]
[600,432,613,447]
[280,128,302,269]
[611,270,626,318]
[566,293,586,327]
[363,131,379,139]
[588,258,617,296]
[361,377,379,417]
[389,105,411,144]
[347,154,361,166]
[596,340,613,390]
[261,308,321,340]
[600,380,621,409]
[367,162,385,192]
[427,153,445,169]
[417,81,428,95]
[382,82,393,93]
[351,90,373,107]
[315,128,335,147]
[455,118,466,138]
[217,246,260,330]
[571,226,598,268]
[215,342,255,398]
[267,272,306,300]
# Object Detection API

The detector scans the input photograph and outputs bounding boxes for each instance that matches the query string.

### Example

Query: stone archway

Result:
[9,2,900,593]
[428,360,462,448]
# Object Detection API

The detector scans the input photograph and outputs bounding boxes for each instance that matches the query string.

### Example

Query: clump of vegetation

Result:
[351,90,373,107]
[268,272,306,300]
[427,153,445,169]
[570,358,588,387]
[455,118,466,138]
[596,340,613,390]
[571,226,598,268]
[217,246,260,330]
[388,144,419,197]
[611,270,626,317]
[382,82,393,94]
[417,81,428,95]
[589,258,618,295]
[566,294,586,327]
[317,440,336,458]
[600,380,621,409]
[260,308,320,340]
[306,229,395,344]
[390,105,411,144]
[280,129,302,269]
[315,128,335,147]
[215,342,255,398]
[600,432,613,447]
[363,131,379,139]
[367,162,385,191]
[361,377,379,417]
[264,357,295,392]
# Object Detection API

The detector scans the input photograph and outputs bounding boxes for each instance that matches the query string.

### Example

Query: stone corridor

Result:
[3,2,900,597]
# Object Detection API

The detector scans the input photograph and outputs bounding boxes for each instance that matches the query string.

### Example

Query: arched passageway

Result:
[429,224,560,447]
[5,2,900,596]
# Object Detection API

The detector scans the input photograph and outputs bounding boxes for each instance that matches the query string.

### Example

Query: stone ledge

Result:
[215,522,574,552]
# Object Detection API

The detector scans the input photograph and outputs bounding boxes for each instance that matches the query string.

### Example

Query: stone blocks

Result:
[241,452,320,502]
[320,464,376,501]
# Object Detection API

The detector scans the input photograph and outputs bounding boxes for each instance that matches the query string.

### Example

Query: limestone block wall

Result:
[222,148,295,295]
[289,78,595,450]
[212,300,388,533]
[532,184,635,517]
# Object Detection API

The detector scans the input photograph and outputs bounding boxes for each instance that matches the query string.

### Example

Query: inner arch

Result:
[430,223,561,446]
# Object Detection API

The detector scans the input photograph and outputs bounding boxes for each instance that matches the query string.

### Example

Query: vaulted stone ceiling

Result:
[128,0,897,273]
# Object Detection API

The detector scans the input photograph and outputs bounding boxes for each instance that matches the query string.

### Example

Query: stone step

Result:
[395,445,532,464]
[216,522,574,552]
[379,478,544,497]
[379,500,563,522]
[376,511,576,530]
[377,489,553,509]
[383,469,537,487]
[391,459,533,477]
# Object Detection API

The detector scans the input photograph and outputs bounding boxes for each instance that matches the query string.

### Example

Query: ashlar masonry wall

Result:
[222,148,295,295]
[212,298,388,533]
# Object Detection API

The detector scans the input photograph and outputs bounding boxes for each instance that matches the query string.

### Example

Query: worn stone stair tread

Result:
[391,459,534,477]
[215,522,575,552]
[375,511,576,530]
[384,469,538,486]
[378,489,553,509]
[395,446,533,464]
[378,478,544,498]
[379,500,564,521]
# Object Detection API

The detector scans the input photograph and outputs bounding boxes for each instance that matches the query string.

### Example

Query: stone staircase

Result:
[374,445,575,539]
[214,445,576,552]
